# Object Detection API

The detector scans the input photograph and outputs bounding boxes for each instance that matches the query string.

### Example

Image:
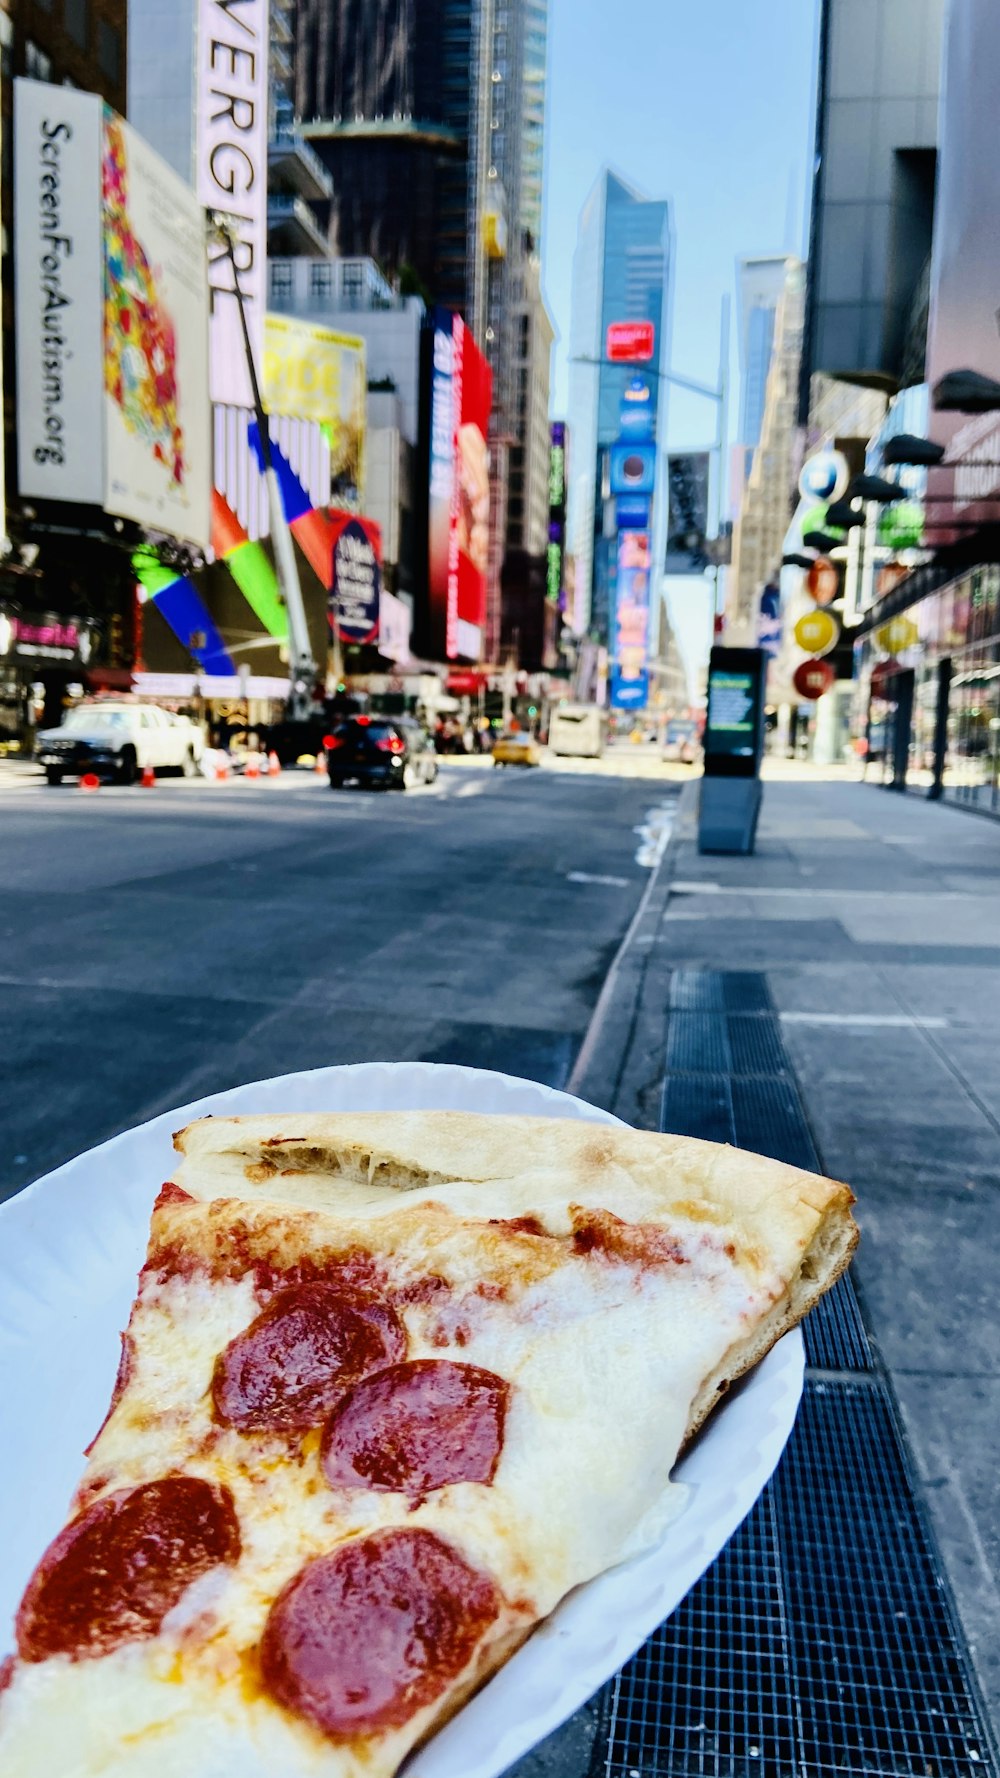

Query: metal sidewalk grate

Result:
[660,972,871,1374]
[597,1381,997,1778]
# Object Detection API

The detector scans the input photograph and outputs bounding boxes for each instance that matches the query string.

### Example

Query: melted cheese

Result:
[0,1210,779,1777]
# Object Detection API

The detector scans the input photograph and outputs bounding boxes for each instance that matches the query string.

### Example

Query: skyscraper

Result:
[566,171,673,641]
[736,256,788,480]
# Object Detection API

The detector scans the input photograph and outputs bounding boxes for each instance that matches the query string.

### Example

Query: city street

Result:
[0,764,674,1198]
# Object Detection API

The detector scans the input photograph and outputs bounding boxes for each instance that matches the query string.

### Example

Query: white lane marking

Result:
[779,1011,949,1029]
[567,871,630,888]
[450,779,487,799]
[634,802,675,869]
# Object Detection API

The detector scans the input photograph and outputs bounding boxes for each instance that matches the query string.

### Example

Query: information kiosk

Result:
[698,646,767,855]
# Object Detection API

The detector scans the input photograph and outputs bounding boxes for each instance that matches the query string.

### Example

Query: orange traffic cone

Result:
[79,772,101,793]
[141,763,156,789]
[245,752,260,780]
[215,754,230,781]
[314,749,327,775]
[268,750,281,776]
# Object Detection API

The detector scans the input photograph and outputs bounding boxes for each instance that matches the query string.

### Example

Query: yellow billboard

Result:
[263,314,366,497]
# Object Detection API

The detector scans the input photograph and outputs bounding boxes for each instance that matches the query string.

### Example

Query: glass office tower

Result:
[566,170,673,640]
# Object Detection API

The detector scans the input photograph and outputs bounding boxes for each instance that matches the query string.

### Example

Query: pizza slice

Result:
[0,1114,856,1777]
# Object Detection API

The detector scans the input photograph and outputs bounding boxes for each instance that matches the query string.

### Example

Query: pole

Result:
[215,222,316,722]
[713,295,730,631]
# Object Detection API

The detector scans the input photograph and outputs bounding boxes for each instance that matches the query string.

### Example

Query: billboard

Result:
[547,421,566,607]
[925,0,1000,538]
[609,529,651,710]
[263,314,366,500]
[196,0,268,408]
[102,114,211,548]
[328,513,382,644]
[609,442,656,496]
[606,321,655,363]
[665,452,710,574]
[426,308,492,660]
[14,82,105,505]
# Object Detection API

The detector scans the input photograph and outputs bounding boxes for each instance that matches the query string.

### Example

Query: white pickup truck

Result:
[35,703,205,786]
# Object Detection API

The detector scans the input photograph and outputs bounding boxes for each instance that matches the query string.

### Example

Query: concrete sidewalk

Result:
[577,775,1000,1732]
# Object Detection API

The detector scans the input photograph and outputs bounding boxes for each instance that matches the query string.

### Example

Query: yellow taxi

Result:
[492,732,542,768]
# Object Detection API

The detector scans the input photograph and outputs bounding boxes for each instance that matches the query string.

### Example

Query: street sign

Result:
[793,658,835,699]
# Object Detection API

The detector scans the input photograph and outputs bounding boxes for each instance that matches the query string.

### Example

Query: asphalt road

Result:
[0,765,675,1201]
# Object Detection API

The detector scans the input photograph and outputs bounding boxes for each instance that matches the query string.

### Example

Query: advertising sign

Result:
[328,513,382,644]
[102,114,211,549]
[798,450,849,504]
[925,0,1000,538]
[794,609,838,655]
[378,588,411,663]
[609,442,656,497]
[619,378,654,439]
[196,0,269,408]
[665,452,710,574]
[426,309,492,660]
[547,421,566,607]
[14,81,104,505]
[806,557,838,606]
[757,584,781,659]
[609,529,651,709]
[263,314,366,498]
[793,658,834,700]
[616,494,651,530]
[606,321,655,363]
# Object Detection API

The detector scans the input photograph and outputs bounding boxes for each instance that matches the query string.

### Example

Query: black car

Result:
[326,716,438,791]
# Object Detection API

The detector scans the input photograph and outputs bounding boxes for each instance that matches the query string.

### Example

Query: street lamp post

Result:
[208,215,317,723]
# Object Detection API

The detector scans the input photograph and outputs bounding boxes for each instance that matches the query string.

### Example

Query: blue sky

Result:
[542,0,820,451]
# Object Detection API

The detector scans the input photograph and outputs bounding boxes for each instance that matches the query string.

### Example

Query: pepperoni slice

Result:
[212,1283,406,1433]
[15,1476,241,1663]
[321,1359,509,1496]
[260,1528,501,1738]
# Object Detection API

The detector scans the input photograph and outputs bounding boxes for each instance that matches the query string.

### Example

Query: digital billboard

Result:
[196,0,268,408]
[609,529,651,710]
[263,314,366,500]
[606,321,655,363]
[609,442,656,497]
[102,113,211,549]
[426,309,492,660]
[703,647,766,777]
[547,421,566,607]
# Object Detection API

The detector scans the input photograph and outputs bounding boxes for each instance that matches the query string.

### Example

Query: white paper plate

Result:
[0,1062,803,1778]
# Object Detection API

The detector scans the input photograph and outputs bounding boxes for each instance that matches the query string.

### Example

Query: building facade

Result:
[736,256,788,481]
[505,256,554,557]
[801,0,944,411]
[565,170,673,642]
[728,259,805,643]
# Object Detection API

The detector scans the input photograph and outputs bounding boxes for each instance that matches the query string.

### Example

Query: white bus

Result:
[548,703,608,759]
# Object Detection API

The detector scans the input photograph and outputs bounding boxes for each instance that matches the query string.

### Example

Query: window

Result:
[25,39,53,80]
[270,261,293,300]
[310,261,333,300]
[98,19,120,83]
[342,262,365,309]
[64,0,88,48]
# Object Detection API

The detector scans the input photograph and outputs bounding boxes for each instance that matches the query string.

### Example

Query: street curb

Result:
[566,778,698,1120]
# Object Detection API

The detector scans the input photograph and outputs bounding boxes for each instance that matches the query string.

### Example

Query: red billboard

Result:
[606,321,655,363]
[428,309,492,660]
